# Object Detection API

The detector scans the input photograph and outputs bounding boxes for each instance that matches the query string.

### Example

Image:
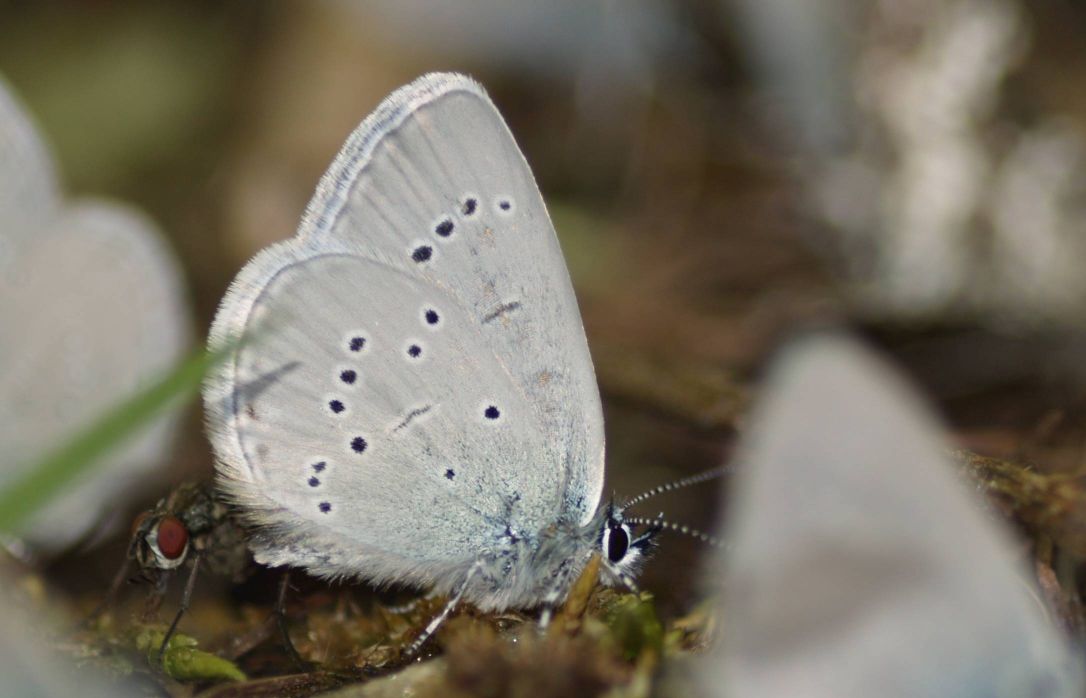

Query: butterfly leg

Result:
[537,582,567,632]
[383,598,423,615]
[404,562,481,657]
[383,587,442,615]
[273,569,309,670]
[157,551,202,663]
[616,572,640,594]
[537,557,589,634]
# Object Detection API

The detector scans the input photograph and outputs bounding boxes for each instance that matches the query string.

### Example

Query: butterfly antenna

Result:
[620,465,734,510]
[625,515,725,549]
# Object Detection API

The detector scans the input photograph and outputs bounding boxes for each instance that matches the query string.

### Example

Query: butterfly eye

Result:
[605,524,630,564]
[155,516,189,560]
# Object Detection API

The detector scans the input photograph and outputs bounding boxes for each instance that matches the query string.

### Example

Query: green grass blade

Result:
[0,347,224,534]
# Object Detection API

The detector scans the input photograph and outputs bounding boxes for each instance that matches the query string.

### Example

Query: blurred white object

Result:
[835,0,1025,317]
[733,0,1086,326]
[727,0,859,154]
[0,76,191,552]
[0,81,60,273]
[0,571,135,697]
[709,334,1083,697]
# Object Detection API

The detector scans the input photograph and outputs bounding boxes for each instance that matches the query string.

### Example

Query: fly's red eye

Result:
[156,516,189,560]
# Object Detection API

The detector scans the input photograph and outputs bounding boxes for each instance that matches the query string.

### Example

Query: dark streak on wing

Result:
[481,301,522,324]
[393,404,434,433]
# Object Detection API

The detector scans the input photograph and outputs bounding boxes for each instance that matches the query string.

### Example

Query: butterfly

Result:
[202,73,690,653]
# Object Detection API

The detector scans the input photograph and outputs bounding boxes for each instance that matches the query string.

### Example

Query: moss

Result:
[134,627,246,682]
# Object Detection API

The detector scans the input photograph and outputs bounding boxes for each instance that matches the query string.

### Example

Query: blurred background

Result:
[5,0,1086,687]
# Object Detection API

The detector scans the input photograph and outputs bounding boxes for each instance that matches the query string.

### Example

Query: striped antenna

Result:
[620,465,733,510]
[625,515,725,548]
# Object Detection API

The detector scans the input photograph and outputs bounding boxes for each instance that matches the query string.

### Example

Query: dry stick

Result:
[544,553,601,637]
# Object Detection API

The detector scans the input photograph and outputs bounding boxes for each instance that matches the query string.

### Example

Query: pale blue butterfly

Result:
[203,73,702,652]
